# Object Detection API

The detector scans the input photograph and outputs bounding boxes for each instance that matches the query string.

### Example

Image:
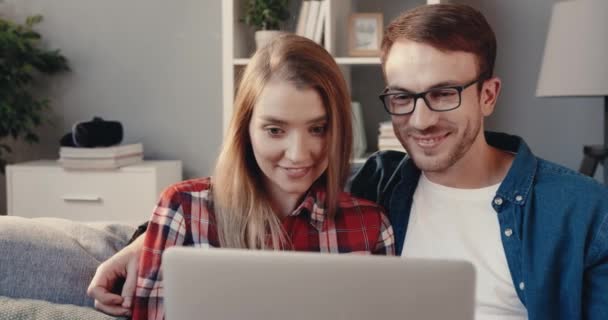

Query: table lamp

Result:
[536,0,608,183]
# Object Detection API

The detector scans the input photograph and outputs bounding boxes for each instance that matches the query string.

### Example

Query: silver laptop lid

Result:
[163,247,475,320]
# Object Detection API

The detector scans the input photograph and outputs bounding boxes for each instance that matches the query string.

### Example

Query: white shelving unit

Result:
[222,0,440,151]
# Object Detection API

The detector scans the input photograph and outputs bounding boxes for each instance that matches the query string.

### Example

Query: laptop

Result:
[163,247,476,320]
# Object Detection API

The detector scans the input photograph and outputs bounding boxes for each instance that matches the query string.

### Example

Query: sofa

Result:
[0,216,136,320]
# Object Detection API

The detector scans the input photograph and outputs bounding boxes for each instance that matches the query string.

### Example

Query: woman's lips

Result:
[281,166,312,179]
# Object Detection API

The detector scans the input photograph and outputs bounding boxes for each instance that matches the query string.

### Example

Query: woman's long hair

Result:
[212,34,352,249]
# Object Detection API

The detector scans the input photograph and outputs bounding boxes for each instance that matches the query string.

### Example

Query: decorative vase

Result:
[255,30,284,50]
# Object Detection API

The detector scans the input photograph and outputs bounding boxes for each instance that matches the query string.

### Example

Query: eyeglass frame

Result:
[378,77,483,116]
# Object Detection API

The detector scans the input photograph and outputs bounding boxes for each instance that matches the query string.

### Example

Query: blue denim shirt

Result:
[348,131,608,320]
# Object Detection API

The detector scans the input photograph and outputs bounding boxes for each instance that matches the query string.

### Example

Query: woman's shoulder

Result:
[162,177,213,195]
[153,177,217,238]
[156,177,214,206]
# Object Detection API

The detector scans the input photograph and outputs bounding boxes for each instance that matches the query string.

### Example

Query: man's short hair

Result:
[381,4,497,80]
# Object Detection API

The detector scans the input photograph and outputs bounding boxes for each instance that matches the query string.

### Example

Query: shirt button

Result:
[515,195,523,202]
[494,197,503,206]
[504,228,513,237]
[519,282,525,290]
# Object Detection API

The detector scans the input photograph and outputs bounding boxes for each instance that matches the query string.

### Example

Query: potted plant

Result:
[242,0,290,49]
[0,14,69,171]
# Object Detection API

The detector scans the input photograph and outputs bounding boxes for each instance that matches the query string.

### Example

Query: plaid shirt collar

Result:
[288,182,327,231]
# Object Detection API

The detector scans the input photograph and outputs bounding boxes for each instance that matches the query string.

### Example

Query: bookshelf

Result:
[222,0,441,155]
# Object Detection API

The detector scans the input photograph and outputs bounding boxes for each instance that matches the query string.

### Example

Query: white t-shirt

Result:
[402,174,527,320]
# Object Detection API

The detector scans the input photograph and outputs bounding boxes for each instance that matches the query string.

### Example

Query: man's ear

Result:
[480,77,501,116]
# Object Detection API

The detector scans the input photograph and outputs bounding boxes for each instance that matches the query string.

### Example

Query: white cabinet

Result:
[222,0,440,154]
[6,160,182,224]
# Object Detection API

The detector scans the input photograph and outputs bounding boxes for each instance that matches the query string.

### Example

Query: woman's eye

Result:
[310,125,327,135]
[265,127,283,136]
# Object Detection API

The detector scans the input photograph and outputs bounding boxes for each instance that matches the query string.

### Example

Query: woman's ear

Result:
[480,77,501,116]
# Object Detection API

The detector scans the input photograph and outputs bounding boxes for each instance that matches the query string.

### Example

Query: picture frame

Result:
[348,13,384,57]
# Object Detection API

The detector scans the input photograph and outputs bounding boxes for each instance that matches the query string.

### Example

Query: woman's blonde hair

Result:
[213,34,352,249]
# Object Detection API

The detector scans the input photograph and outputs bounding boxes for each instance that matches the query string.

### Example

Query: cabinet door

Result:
[9,168,157,223]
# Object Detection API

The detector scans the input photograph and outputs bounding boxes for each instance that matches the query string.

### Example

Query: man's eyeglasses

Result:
[378,78,481,116]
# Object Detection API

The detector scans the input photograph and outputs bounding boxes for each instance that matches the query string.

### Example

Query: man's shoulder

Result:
[351,150,409,181]
[348,150,412,203]
[365,150,409,169]
[535,158,606,193]
[532,158,608,210]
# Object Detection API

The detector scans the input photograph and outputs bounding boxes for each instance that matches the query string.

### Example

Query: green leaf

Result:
[0,14,68,164]
[241,0,290,30]
[25,15,43,28]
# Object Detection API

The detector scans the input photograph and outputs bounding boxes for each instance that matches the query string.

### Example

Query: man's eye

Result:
[430,89,457,98]
[392,94,413,104]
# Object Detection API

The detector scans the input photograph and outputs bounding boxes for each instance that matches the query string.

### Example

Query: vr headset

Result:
[60,117,123,148]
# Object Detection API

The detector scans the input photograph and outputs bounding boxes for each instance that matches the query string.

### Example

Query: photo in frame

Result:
[348,13,384,57]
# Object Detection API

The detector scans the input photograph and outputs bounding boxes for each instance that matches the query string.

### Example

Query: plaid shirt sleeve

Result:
[132,185,189,320]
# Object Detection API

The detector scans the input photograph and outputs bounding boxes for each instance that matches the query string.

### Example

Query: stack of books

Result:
[295,0,327,44]
[59,143,144,170]
[377,121,406,153]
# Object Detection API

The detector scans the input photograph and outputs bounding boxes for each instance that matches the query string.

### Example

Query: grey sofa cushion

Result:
[0,216,136,307]
[0,296,127,320]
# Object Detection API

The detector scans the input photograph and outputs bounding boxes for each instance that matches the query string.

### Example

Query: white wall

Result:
[0,0,223,213]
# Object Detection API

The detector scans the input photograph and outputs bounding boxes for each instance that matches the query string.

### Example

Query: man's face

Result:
[384,39,496,173]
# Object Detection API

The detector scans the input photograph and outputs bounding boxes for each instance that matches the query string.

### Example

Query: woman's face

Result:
[249,79,329,201]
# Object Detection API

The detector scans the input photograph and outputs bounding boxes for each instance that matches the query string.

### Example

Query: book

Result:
[378,141,406,152]
[305,0,321,39]
[379,126,395,136]
[351,101,367,158]
[378,137,402,146]
[377,121,406,153]
[296,1,311,36]
[59,143,143,159]
[59,153,143,170]
[312,0,327,44]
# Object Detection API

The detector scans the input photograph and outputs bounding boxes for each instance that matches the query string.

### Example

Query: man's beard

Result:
[400,119,481,173]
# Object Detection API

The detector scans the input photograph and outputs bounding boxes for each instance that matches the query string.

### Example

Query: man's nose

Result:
[408,98,439,130]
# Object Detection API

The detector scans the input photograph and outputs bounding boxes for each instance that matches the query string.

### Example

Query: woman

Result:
[90,34,394,319]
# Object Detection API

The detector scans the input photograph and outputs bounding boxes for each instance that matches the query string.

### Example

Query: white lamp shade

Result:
[536,0,608,97]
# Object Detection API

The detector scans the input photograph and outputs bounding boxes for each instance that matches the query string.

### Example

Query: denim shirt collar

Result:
[486,132,538,206]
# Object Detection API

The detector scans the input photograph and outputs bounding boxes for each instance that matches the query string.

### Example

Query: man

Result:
[89,4,608,319]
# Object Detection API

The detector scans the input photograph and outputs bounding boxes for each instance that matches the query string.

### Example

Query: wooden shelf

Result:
[233,57,380,66]
[334,57,381,65]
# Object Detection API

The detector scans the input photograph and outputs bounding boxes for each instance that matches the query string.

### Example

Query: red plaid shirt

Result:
[133,177,395,320]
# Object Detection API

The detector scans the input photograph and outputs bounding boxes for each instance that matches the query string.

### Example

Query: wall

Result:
[0,0,223,214]
[1,0,603,213]
[479,0,603,178]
